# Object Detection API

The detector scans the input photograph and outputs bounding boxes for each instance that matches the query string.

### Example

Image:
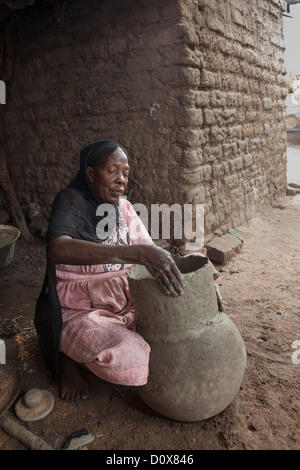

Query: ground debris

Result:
[63,428,94,450]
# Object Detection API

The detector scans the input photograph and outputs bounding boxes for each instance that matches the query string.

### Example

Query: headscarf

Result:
[71,139,128,207]
[34,139,129,376]
[47,139,129,243]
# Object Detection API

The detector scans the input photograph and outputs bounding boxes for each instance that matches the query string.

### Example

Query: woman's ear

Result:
[86,166,94,183]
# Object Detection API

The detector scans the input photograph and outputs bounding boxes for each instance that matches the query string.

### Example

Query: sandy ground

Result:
[1,147,300,452]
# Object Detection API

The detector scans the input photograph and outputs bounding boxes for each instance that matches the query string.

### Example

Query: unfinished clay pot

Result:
[128,255,246,422]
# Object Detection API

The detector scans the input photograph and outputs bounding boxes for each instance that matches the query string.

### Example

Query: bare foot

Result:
[59,353,90,401]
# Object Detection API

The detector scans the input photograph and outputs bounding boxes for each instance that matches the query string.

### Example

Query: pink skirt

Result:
[56,263,150,386]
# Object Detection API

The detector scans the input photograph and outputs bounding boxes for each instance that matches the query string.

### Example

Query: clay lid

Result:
[14,388,54,422]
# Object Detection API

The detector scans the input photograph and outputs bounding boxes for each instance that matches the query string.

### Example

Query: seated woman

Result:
[34,139,186,402]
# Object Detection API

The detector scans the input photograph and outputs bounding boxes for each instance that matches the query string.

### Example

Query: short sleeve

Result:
[120,198,153,246]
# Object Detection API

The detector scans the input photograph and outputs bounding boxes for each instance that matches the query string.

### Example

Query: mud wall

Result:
[0,0,287,236]
[177,0,288,232]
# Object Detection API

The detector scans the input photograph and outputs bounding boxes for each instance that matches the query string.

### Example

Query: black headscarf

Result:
[34,139,129,376]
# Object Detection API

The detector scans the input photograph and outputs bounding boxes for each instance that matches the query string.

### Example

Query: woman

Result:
[34,139,185,401]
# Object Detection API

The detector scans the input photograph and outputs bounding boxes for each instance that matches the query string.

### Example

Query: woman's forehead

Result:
[103,148,129,167]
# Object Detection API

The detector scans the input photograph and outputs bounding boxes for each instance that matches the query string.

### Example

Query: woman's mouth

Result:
[110,189,124,198]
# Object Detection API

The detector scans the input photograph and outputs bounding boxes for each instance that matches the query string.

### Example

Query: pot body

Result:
[129,256,246,422]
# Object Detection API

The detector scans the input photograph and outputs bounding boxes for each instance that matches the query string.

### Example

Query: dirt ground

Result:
[1,191,300,451]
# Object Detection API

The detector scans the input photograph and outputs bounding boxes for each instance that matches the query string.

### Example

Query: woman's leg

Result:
[85,326,150,386]
[59,315,150,399]
[59,352,90,401]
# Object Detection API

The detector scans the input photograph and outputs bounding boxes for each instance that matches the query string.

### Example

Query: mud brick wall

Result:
[175,0,288,233]
[0,0,287,237]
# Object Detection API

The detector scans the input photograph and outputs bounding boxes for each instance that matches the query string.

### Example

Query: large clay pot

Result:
[128,255,246,422]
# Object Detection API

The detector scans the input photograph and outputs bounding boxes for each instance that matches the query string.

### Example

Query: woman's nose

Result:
[116,173,126,184]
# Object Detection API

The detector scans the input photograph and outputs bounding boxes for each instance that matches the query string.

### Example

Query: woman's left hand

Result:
[141,245,186,297]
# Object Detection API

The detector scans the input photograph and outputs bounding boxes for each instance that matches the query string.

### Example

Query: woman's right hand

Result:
[140,244,186,297]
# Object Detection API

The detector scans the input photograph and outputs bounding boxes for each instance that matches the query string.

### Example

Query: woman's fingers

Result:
[155,274,173,296]
[163,258,186,295]
[170,263,186,289]
[145,247,186,296]
[159,270,179,296]
[154,264,185,297]
[145,265,172,295]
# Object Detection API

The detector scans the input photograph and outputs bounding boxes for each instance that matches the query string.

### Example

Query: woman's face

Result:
[86,147,130,204]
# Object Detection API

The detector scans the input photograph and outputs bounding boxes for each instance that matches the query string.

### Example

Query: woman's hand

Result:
[141,245,186,297]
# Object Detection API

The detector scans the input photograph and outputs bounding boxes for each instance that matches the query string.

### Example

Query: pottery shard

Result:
[205,231,243,264]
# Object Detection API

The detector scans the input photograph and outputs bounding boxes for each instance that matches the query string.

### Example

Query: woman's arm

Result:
[48,235,150,266]
[48,235,185,296]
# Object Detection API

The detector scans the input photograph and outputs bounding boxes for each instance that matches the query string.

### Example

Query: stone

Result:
[29,220,48,238]
[27,203,42,221]
[205,230,243,264]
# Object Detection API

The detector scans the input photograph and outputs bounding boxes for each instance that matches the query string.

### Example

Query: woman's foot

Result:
[59,353,90,401]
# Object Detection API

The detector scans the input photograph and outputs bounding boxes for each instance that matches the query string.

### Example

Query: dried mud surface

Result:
[1,195,300,451]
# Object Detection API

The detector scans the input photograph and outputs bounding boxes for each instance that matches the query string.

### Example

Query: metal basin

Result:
[0,225,20,270]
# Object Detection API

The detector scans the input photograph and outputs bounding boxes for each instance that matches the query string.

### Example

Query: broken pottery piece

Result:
[128,255,246,422]
[63,428,94,450]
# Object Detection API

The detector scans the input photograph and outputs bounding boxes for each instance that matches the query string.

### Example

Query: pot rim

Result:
[0,224,21,249]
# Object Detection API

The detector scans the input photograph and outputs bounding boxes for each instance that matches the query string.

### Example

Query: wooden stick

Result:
[1,415,54,450]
